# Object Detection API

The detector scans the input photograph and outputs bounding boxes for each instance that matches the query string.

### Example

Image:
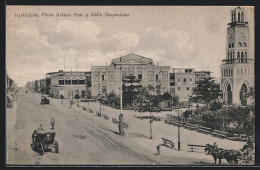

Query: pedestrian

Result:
[70,100,73,108]
[60,94,64,104]
[51,118,55,130]
[38,124,43,131]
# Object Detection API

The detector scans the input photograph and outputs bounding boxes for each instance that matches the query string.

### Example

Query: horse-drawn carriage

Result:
[41,96,50,104]
[31,130,59,155]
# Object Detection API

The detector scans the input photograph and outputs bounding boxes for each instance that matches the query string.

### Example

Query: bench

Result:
[156,138,175,155]
[187,144,206,152]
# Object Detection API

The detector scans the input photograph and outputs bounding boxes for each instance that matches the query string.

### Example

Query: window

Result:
[138,74,142,80]
[231,69,233,76]
[241,12,244,21]
[72,80,78,85]
[238,12,240,22]
[229,43,231,48]
[245,69,247,75]
[79,80,85,85]
[59,80,64,85]
[101,86,107,93]
[189,78,192,82]
[238,42,242,47]
[237,52,240,62]
[65,80,71,85]
[178,87,180,90]
[101,75,105,81]
[183,78,186,82]
[237,69,239,76]
[170,82,175,86]
[186,87,189,90]
[241,69,243,75]
[243,42,247,47]
[222,69,224,77]
[156,75,159,80]
[232,43,234,48]
[178,79,180,82]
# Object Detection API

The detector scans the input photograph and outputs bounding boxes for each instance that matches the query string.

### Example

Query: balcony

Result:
[222,58,254,65]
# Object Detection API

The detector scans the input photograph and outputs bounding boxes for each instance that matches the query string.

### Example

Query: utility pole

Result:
[149,102,153,139]
[178,110,180,151]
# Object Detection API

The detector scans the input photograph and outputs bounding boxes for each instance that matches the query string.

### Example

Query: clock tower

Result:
[220,6,254,105]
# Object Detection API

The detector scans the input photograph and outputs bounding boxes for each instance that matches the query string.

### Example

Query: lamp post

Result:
[149,102,153,139]
[177,110,181,151]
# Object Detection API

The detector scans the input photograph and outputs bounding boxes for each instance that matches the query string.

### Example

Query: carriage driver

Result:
[213,142,218,151]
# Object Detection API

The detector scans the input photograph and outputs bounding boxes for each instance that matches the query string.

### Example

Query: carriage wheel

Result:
[54,141,59,153]
[31,143,36,151]
[38,143,44,155]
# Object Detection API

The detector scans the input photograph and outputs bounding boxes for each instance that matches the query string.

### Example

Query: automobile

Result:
[31,130,59,155]
[41,96,50,104]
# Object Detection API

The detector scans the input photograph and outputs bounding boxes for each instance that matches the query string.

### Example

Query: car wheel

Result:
[54,141,59,153]
[38,143,44,155]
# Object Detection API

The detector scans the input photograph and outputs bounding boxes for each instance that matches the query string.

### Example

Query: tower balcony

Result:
[222,58,254,65]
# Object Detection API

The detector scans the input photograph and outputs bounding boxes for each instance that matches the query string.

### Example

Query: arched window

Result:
[237,51,240,62]
[241,12,244,22]
[238,12,240,22]
[232,43,234,48]
[231,69,233,76]
[229,69,231,77]
[238,42,242,47]
[229,43,231,48]
[245,51,247,62]
[241,52,244,63]
[243,42,247,47]
[232,13,234,22]
[237,69,239,76]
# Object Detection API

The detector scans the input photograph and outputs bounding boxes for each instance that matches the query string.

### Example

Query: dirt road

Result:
[7,92,208,165]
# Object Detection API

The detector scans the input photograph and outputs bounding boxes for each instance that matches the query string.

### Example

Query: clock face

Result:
[239,32,247,40]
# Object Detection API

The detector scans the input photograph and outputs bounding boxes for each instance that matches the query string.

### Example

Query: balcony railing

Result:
[222,58,254,64]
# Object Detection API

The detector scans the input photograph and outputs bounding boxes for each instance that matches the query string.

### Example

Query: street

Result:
[6,91,246,165]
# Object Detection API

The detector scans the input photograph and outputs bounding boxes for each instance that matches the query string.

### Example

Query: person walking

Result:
[51,118,55,130]
[38,124,43,131]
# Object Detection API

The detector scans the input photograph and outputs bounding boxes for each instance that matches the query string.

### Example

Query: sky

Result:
[6,6,254,87]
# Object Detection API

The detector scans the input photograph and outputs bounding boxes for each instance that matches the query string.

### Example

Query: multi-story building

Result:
[91,53,170,97]
[220,6,254,105]
[46,70,91,99]
[171,68,196,101]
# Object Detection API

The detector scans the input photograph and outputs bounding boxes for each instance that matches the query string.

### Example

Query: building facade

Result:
[220,7,254,105]
[91,53,170,97]
[46,70,91,99]
[171,68,196,101]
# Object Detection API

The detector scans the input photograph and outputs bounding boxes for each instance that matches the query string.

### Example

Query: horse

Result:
[205,144,225,164]
[224,149,241,164]
[205,144,241,165]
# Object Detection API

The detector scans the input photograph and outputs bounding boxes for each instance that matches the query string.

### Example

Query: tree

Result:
[190,77,222,105]
[122,75,142,107]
